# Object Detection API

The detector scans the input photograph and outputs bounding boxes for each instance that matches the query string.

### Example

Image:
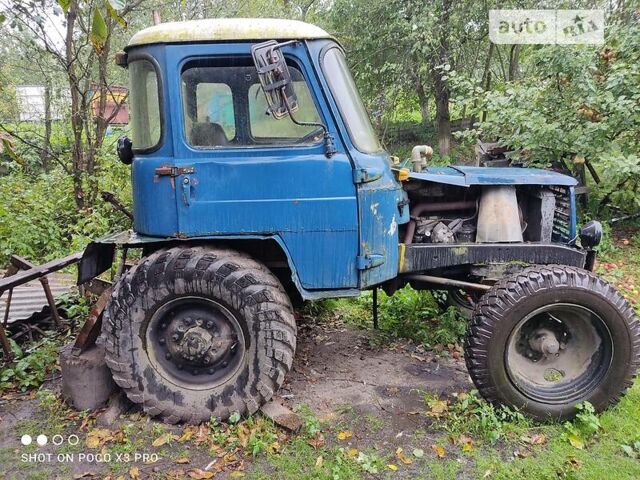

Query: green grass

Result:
[474,383,640,479]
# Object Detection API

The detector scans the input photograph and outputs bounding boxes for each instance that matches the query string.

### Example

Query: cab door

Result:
[165,43,360,290]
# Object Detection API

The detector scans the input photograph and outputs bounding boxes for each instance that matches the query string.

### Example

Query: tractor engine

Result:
[402,181,572,246]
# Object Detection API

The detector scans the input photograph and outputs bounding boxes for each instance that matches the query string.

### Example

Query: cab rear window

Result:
[128,59,161,151]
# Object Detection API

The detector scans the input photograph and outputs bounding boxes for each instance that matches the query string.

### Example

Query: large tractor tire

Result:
[102,246,296,424]
[464,265,640,420]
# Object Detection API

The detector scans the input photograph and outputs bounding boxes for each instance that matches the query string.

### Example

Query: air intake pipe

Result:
[411,145,433,172]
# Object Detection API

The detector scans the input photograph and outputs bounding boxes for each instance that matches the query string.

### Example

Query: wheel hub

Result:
[146,297,246,389]
[527,327,562,356]
[505,303,612,404]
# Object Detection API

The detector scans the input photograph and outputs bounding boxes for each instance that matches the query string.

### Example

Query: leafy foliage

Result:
[0,334,61,391]
[429,390,529,444]
[0,154,131,264]
[563,402,601,449]
[466,22,640,212]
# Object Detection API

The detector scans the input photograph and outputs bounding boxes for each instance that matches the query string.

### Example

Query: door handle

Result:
[182,177,192,206]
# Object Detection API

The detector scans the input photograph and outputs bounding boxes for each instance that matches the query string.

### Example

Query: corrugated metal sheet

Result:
[0,273,75,324]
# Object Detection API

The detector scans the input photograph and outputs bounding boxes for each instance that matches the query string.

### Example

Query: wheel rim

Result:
[505,303,613,404]
[145,296,246,391]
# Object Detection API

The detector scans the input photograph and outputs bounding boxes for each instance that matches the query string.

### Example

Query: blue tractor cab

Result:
[81,18,639,424]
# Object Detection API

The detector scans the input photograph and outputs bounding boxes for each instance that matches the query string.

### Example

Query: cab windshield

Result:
[322,47,382,154]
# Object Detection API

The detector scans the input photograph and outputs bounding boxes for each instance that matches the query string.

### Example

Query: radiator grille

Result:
[549,186,571,243]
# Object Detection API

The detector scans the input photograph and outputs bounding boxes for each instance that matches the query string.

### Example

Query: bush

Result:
[0,155,131,264]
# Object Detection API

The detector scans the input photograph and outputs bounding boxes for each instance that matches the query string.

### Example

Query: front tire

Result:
[464,265,640,420]
[102,246,296,424]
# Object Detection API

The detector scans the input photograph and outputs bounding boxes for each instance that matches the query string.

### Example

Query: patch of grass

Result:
[247,437,363,480]
[472,382,640,479]
[363,414,385,433]
[427,390,531,445]
[307,285,467,349]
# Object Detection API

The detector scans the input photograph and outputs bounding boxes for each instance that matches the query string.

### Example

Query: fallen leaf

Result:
[387,464,398,471]
[527,433,547,445]
[396,447,413,465]
[307,433,325,449]
[176,458,190,464]
[412,448,424,458]
[152,432,177,447]
[187,469,215,479]
[229,473,245,479]
[386,386,400,394]
[427,400,449,417]
[346,448,359,458]
[459,434,474,452]
[337,430,353,441]
[195,424,211,445]
[86,429,113,449]
[483,469,492,478]
[129,466,140,480]
[178,426,197,443]
[315,455,324,468]
[431,444,446,458]
[567,433,585,449]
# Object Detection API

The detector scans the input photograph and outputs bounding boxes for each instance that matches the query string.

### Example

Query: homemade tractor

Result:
[75,18,639,423]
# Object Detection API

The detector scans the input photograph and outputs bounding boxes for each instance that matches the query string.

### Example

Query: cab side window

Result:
[248,69,323,143]
[181,59,323,148]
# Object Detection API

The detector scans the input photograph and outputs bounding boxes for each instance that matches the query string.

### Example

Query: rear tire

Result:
[464,265,640,420]
[102,246,296,424]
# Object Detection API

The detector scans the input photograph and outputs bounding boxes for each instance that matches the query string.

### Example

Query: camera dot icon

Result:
[20,434,32,446]
[36,434,48,446]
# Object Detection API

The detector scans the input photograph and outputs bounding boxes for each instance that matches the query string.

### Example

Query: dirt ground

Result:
[283,316,471,438]
[0,312,473,479]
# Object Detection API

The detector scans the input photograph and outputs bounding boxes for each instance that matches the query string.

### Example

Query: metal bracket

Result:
[353,167,383,184]
[154,166,195,177]
[356,254,386,270]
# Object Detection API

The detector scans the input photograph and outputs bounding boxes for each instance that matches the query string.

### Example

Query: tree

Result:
[2,0,139,208]
[331,0,488,156]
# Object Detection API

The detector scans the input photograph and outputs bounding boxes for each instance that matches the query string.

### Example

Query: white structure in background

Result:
[15,85,69,122]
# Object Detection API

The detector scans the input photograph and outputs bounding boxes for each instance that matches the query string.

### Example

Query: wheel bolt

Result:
[165,352,171,360]
[206,321,214,329]
[208,368,215,374]
[159,338,166,345]
[192,369,199,375]
[160,323,167,329]
[172,334,179,341]
[222,361,228,368]
[177,364,183,370]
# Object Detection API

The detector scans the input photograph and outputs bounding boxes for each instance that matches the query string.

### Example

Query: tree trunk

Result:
[508,44,521,81]
[431,0,452,157]
[65,0,85,210]
[40,78,52,171]
[433,74,451,157]
[416,79,430,125]
[480,42,494,122]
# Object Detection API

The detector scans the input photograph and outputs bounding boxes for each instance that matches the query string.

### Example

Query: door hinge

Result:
[154,166,195,177]
[356,254,386,270]
[353,167,383,184]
